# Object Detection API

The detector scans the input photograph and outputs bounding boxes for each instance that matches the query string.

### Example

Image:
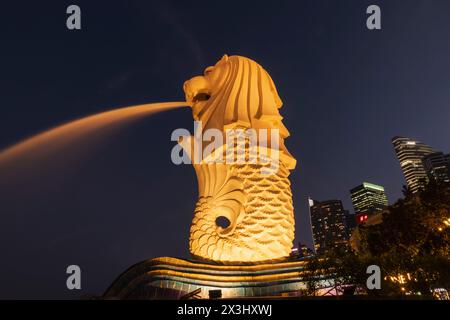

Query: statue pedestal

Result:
[104,257,309,300]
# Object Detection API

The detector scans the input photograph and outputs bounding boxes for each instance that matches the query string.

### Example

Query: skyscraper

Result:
[423,152,450,184]
[308,198,348,254]
[392,136,436,193]
[344,210,357,236]
[350,182,388,222]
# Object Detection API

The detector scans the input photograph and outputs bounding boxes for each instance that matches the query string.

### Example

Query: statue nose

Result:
[183,80,194,102]
[183,78,197,95]
[183,76,209,103]
[183,81,189,96]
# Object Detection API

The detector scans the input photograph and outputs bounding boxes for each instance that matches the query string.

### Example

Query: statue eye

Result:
[204,67,214,76]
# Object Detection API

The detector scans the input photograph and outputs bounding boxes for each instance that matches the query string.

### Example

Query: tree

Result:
[305,182,450,297]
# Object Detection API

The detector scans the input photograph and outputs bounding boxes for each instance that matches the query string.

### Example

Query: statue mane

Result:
[192,55,296,169]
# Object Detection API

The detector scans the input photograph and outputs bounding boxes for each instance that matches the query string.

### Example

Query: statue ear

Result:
[221,54,229,62]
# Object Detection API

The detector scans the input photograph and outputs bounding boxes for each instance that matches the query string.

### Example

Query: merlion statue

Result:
[104,55,305,299]
[182,55,296,263]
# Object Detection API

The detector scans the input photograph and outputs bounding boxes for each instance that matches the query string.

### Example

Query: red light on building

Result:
[356,213,369,224]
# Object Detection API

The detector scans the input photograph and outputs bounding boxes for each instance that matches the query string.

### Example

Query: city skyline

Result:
[392,136,450,193]
[392,136,436,193]
[306,135,449,250]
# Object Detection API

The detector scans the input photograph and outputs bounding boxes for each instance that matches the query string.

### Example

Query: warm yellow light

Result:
[0,102,189,165]
[183,55,296,263]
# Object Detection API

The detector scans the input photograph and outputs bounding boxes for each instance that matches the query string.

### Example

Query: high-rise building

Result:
[392,136,436,193]
[423,152,450,184]
[344,210,357,236]
[350,182,388,221]
[308,198,348,254]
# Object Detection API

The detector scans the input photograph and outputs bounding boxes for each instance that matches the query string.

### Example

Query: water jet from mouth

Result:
[0,101,190,168]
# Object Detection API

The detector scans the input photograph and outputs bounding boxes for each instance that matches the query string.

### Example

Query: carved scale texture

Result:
[189,140,295,263]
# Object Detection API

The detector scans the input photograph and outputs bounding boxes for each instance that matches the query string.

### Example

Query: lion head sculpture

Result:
[183,55,296,170]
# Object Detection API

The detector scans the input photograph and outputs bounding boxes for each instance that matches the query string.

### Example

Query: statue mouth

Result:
[183,76,211,104]
[192,92,211,103]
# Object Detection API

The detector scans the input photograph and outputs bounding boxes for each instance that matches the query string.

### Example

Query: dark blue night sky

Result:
[0,0,449,298]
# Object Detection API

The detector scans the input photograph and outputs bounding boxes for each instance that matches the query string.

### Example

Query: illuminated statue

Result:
[182,55,296,263]
[105,56,305,299]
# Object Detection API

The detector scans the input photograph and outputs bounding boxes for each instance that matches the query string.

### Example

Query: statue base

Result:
[103,257,310,300]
